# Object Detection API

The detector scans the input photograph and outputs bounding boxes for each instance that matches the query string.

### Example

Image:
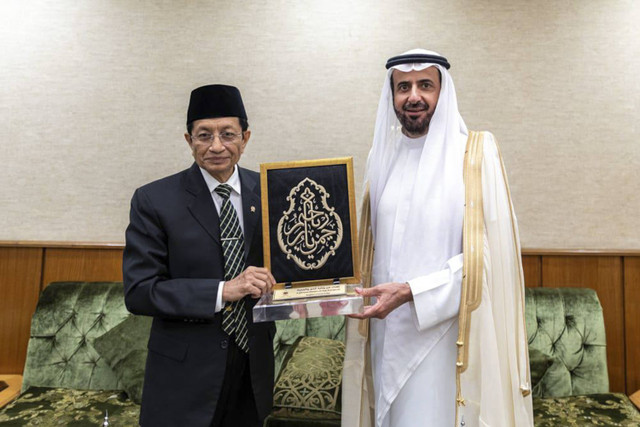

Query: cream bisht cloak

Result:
[342,131,534,427]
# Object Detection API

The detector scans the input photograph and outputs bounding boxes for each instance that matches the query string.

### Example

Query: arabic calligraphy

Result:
[277,178,343,270]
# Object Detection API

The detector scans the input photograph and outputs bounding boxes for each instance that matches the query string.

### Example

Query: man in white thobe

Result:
[343,49,534,427]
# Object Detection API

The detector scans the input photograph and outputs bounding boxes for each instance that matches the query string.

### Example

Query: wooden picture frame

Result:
[260,157,360,290]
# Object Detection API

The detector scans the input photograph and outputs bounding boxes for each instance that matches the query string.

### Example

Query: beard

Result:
[394,101,432,136]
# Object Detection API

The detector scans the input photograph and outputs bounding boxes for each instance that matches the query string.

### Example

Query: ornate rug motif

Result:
[272,336,344,414]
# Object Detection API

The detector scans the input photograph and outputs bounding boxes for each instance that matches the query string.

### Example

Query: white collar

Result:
[199,165,242,196]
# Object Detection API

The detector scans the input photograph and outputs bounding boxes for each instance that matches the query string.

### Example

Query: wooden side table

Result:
[0,375,23,409]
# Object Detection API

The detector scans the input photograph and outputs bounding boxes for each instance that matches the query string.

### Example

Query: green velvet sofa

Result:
[0,282,344,426]
[1,282,639,426]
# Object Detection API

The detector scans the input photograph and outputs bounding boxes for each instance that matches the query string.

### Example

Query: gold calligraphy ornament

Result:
[277,178,343,270]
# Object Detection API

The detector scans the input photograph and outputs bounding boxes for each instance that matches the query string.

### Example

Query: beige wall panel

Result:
[0,247,42,374]
[1,1,639,249]
[542,256,626,393]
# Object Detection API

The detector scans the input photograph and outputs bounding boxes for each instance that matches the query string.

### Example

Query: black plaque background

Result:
[266,164,354,284]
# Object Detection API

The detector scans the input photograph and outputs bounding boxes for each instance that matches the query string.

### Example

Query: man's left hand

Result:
[348,282,413,319]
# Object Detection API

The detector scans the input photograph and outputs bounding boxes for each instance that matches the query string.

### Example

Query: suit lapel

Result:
[185,163,221,245]
[239,167,260,258]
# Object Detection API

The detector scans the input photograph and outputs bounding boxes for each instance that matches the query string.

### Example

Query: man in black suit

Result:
[123,84,276,427]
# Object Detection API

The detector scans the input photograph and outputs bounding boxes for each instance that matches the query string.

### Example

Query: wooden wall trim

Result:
[2,242,640,256]
[0,241,124,249]
[523,249,640,257]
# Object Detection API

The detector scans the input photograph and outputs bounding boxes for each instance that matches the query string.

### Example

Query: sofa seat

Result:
[0,387,139,426]
[533,393,640,426]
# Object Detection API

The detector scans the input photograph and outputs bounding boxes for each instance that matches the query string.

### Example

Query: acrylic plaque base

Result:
[253,284,364,322]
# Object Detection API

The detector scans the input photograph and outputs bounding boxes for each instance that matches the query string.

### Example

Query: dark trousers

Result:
[211,339,261,427]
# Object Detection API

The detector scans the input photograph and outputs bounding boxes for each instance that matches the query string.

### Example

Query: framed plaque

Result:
[253,157,363,322]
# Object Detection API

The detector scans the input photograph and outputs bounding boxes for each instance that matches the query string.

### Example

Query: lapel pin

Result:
[251,206,256,213]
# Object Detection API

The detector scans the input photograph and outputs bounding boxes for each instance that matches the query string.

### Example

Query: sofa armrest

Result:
[630,390,640,410]
[0,375,22,409]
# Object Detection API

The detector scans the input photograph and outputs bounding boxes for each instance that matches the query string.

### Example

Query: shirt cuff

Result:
[408,254,463,296]
[407,253,464,331]
[215,281,225,313]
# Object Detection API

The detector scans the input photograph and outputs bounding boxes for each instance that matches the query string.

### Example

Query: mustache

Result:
[402,101,429,111]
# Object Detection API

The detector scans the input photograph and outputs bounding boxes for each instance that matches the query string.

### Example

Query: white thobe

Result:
[371,134,464,427]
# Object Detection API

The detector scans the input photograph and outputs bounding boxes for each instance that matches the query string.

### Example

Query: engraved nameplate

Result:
[272,284,347,301]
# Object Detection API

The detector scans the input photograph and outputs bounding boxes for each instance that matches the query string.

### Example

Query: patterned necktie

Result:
[214,184,249,353]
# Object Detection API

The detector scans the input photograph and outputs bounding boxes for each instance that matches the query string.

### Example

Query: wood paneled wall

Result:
[0,243,638,395]
[0,247,42,374]
[624,257,640,394]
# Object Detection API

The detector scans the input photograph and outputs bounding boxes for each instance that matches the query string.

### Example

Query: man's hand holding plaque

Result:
[223,266,276,301]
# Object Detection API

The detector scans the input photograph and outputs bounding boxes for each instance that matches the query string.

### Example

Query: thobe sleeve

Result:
[407,253,463,331]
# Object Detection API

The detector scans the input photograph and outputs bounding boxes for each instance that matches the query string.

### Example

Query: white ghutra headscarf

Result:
[364,48,468,283]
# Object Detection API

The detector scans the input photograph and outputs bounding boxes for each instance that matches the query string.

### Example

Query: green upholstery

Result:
[525,287,609,397]
[3,281,348,424]
[533,393,640,426]
[266,336,344,427]
[21,282,130,393]
[273,317,345,378]
[0,387,139,426]
[4,282,640,426]
[92,314,152,404]
[528,348,555,390]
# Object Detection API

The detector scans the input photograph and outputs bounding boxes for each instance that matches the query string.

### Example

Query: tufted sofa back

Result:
[21,282,130,392]
[20,281,344,395]
[20,282,610,401]
[525,287,609,397]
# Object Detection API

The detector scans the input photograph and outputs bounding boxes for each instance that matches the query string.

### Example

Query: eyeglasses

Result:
[191,131,243,145]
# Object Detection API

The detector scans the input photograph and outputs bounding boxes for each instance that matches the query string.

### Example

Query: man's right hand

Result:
[222,266,275,301]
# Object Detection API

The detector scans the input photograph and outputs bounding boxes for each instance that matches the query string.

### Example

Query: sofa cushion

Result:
[0,387,139,426]
[525,287,609,397]
[532,352,573,398]
[533,393,640,426]
[22,282,130,393]
[273,317,345,378]
[266,336,344,426]
[528,348,554,389]
[92,314,152,404]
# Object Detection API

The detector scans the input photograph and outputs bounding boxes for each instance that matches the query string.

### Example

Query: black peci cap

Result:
[186,84,247,126]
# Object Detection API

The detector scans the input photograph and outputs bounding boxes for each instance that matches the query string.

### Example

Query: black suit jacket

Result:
[123,163,274,427]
